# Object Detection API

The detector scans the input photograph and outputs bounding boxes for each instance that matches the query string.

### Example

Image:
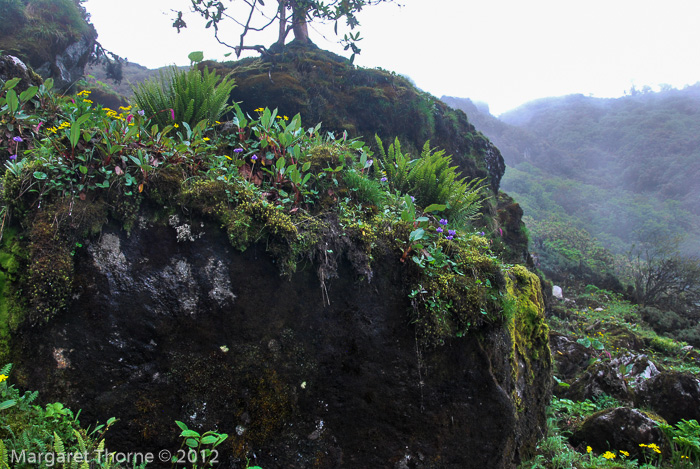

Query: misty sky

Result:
[84,0,700,115]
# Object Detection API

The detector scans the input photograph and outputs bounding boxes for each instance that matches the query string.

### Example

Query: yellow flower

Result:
[82,99,93,104]
[119,105,132,111]
[77,90,91,96]
[620,450,629,457]
[0,374,7,383]
[224,155,232,160]
[215,121,221,124]
[283,115,289,121]
[203,137,210,141]
[174,123,179,128]
[602,451,616,460]
[586,446,592,453]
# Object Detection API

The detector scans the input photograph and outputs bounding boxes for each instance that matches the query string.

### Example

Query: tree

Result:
[627,233,700,311]
[172,0,397,61]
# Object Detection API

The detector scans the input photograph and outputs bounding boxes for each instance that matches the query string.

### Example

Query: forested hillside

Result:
[444,89,700,256]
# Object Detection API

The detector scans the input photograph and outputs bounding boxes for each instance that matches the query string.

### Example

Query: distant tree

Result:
[627,233,700,310]
[172,0,398,61]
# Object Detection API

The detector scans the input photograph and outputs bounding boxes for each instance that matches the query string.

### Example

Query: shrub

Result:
[132,66,235,128]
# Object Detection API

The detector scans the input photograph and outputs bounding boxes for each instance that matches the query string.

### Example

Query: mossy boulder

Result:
[206,43,505,192]
[569,407,667,460]
[0,0,97,89]
[6,202,551,467]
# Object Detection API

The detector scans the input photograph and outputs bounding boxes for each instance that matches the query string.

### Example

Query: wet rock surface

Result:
[15,216,550,468]
[635,371,700,425]
[569,407,666,460]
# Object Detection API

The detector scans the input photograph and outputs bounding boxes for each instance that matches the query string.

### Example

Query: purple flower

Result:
[410,196,415,202]
[137,110,145,116]
[480,231,485,236]
[251,154,258,161]
[439,219,448,226]
[367,159,373,166]
[446,235,454,240]
[436,227,443,233]
[12,136,23,142]
[170,108,175,120]
[380,177,387,182]
[233,148,244,153]
[9,154,17,160]
[448,229,456,236]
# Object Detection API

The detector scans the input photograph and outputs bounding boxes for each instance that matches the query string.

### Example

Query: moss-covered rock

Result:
[206,44,506,192]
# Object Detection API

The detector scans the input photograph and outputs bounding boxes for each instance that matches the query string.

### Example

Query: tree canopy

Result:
[173,0,398,61]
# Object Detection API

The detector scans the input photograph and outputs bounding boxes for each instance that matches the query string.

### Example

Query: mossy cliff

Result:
[0,52,550,467]
[0,0,97,89]
[9,204,550,468]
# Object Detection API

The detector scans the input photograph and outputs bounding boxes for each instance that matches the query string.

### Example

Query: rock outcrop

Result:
[569,407,666,460]
[13,212,551,468]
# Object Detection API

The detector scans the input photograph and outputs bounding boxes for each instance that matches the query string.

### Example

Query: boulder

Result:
[0,55,42,92]
[34,32,96,90]
[14,215,551,468]
[562,353,662,405]
[552,285,563,299]
[635,372,700,424]
[569,407,666,460]
[550,332,592,381]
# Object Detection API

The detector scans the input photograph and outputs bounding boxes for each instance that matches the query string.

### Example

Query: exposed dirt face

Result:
[15,216,548,468]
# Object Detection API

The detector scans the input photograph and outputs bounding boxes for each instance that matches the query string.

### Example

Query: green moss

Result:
[26,210,74,324]
[0,227,28,360]
[505,264,550,385]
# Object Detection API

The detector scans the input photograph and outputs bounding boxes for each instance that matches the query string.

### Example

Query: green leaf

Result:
[200,435,218,445]
[79,165,88,174]
[2,78,20,91]
[409,228,424,242]
[70,121,81,148]
[33,171,47,180]
[185,438,199,448]
[0,400,16,411]
[76,113,92,126]
[424,203,447,213]
[590,339,605,351]
[180,429,200,438]
[6,90,18,114]
[19,86,38,102]
[188,51,204,63]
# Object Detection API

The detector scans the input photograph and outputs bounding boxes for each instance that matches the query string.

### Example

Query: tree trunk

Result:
[276,0,287,46]
[290,1,310,43]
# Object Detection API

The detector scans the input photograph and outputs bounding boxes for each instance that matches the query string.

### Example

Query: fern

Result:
[376,136,487,226]
[132,66,235,128]
[0,440,8,469]
[53,431,65,455]
[343,169,387,207]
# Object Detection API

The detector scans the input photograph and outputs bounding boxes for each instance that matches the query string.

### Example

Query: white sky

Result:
[84,0,700,115]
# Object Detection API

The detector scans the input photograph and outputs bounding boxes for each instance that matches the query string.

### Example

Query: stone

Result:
[33,31,97,90]
[569,407,666,460]
[562,353,662,405]
[635,371,700,424]
[552,285,563,299]
[0,55,42,93]
[15,216,551,468]
[549,332,592,381]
